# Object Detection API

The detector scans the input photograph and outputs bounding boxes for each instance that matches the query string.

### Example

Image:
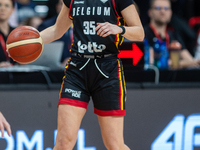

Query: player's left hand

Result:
[0,112,11,137]
[95,22,122,37]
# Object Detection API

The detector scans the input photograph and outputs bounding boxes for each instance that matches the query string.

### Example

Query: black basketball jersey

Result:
[63,0,134,55]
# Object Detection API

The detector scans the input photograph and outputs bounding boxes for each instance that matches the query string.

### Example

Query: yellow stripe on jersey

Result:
[115,18,126,53]
[59,59,71,99]
[115,17,121,51]
[121,64,127,102]
[120,36,124,45]
[59,76,66,99]
[117,59,124,110]
[65,58,70,69]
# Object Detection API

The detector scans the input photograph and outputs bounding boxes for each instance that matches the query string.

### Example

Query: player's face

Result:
[149,0,172,25]
[0,0,14,21]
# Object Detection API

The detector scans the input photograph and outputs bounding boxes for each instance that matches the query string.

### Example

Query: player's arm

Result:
[121,4,144,41]
[179,49,200,68]
[0,112,11,137]
[95,4,144,41]
[40,4,72,44]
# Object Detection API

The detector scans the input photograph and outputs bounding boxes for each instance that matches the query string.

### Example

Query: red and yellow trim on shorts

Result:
[58,98,88,109]
[117,59,126,111]
[94,60,126,117]
[58,58,88,109]
[94,108,125,116]
[59,59,70,99]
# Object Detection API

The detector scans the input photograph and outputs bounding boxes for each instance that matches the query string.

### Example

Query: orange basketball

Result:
[6,26,43,64]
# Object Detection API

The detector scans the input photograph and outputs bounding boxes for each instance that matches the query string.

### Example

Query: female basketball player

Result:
[40,0,144,149]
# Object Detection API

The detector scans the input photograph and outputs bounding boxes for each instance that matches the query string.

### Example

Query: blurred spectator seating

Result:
[16,0,37,24]
[22,16,43,29]
[37,0,72,67]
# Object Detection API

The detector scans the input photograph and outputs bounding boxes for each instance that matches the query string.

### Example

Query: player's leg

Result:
[53,104,87,150]
[54,56,90,149]
[98,116,130,150]
[92,57,129,149]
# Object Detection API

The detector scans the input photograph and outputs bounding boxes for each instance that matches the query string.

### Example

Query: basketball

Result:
[6,26,43,64]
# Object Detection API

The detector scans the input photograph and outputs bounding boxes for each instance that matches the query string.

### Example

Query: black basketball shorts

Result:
[58,55,127,116]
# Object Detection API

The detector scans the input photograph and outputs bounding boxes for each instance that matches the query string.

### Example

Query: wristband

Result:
[118,25,126,36]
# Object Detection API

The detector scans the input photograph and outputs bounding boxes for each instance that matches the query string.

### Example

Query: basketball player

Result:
[40,0,144,149]
[0,112,11,138]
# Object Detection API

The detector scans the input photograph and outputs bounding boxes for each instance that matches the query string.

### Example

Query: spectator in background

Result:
[144,0,200,69]
[8,1,18,27]
[16,0,36,24]
[38,0,71,67]
[169,0,196,55]
[135,0,196,53]
[22,16,43,29]
[0,112,11,138]
[0,0,16,67]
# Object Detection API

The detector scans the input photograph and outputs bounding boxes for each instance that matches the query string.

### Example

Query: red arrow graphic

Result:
[118,43,144,66]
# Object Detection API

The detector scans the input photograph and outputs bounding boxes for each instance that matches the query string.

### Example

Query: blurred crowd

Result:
[0,0,200,70]
[0,0,71,68]
[136,0,200,69]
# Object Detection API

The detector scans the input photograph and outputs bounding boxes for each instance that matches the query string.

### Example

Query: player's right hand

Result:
[95,22,122,37]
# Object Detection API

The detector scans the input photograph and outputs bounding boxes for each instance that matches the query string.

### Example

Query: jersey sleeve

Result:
[63,0,71,8]
[115,0,134,17]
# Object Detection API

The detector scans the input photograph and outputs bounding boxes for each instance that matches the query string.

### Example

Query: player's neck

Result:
[150,21,167,38]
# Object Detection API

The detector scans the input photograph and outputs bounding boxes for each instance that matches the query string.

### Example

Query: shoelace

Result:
[79,58,109,78]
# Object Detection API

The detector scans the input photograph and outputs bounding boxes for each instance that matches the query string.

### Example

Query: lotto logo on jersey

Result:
[77,40,106,53]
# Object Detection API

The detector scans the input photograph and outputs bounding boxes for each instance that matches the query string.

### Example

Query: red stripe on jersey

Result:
[94,108,126,116]
[112,0,122,18]
[69,0,74,19]
[58,98,88,109]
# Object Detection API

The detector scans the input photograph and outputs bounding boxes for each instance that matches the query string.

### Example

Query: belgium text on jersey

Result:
[72,7,111,16]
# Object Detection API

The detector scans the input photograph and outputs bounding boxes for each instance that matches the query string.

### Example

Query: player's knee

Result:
[55,136,76,150]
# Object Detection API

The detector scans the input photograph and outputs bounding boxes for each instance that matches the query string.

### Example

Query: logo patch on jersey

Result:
[65,88,81,98]
[100,0,108,3]
[74,1,84,4]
